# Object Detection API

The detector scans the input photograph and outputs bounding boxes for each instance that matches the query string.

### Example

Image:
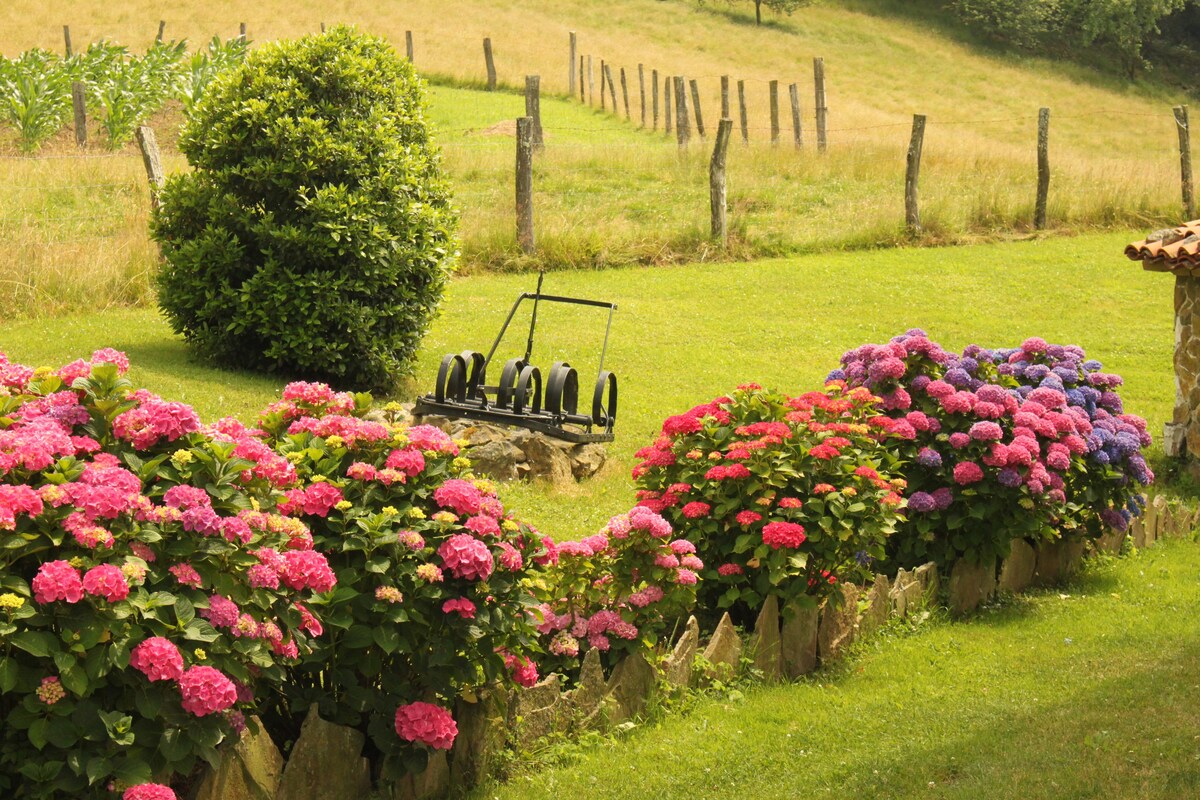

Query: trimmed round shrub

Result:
[632,383,905,626]
[253,386,545,780]
[0,350,328,798]
[153,27,456,391]
[831,330,1152,570]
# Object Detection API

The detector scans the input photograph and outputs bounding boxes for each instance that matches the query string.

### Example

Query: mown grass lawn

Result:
[1,230,1176,538]
[475,539,1200,800]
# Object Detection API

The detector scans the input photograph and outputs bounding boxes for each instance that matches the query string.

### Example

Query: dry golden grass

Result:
[0,0,1191,316]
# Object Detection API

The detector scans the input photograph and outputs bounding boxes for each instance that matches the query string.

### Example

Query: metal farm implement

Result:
[415,275,618,443]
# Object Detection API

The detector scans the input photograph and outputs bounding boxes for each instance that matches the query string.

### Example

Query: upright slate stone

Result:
[276,705,371,800]
[780,600,819,678]
[750,595,783,681]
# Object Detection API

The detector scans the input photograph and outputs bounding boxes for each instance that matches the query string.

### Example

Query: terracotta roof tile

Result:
[1126,221,1200,273]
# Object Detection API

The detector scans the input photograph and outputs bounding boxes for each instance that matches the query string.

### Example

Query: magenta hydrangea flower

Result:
[32,560,83,604]
[762,521,806,550]
[82,564,130,602]
[442,597,477,619]
[953,462,985,485]
[394,701,458,750]
[433,479,483,516]
[130,636,185,682]
[280,550,337,593]
[178,665,238,717]
[438,533,494,581]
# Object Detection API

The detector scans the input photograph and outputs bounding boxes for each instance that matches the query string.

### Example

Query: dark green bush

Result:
[152,27,456,391]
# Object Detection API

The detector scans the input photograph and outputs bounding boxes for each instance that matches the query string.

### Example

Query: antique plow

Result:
[415,274,618,443]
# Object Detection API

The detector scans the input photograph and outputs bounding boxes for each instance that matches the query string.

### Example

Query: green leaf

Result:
[11,630,55,658]
[27,717,48,750]
[0,656,18,692]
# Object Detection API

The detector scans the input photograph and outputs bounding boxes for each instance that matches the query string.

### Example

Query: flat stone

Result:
[194,718,283,800]
[998,539,1037,592]
[750,596,783,681]
[913,563,939,600]
[1061,538,1085,578]
[606,651,656,723]
[465,439,524,481]
[510,674,561,722]
[1164,422,1187,457]
[817,584,859,663]
[1032,540,1075,586]
[570,443,608,480]
[701,612,742,681]
[948,557,996,616]
[858,574,890,637]
[450,687,508,789]
[410,751,449,799]
[662,615,699,687]
[521,436,575,487]
[276,705,371,800]
[518,699,565,746]
[1096,529,1125,554]
[888,568,912,619]
[780,600,819,678]
[1131,515,1147,548]
[566,647,609,724]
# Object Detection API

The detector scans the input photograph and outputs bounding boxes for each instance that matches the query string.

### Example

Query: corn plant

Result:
[176,36,248,110]
[96,40,185,149]
[0,49,72,152]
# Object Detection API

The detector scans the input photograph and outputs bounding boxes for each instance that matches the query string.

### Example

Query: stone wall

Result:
[194,498,1198,800]
[1165,275,1200,462]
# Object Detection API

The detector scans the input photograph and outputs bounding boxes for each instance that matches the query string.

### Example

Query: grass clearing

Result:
[0,230,1177,539]
[475,538,1200,800]
[0,0,1195,315]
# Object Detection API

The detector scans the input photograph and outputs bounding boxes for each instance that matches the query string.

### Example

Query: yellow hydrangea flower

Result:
[0,593,24,609]
[334,500,353,511]
[170,449,195,467]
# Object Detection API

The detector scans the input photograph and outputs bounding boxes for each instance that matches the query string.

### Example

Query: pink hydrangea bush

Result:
[530,506,701,678]
[0,353,329,798]
[632,383,905,627]
[829,331,1153,569]
[255,385,545,780]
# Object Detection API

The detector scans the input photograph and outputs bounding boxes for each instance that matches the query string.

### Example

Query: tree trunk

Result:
[756,0,762,25]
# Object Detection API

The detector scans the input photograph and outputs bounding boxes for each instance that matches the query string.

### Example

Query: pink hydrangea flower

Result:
[178,666,238,717]
[130,637,185,682]
[433,479,484,516]
[438,534,494,581]
[681,501,711,518]
[36,676,65,704]
[442,597,477,619]
[504,653,539,688]
[281,550,337,593]
[717,563,745,576]
[202,594,240,628]
[169,563,203,589]
[82,564,130,602]
[394,701,458,750]
[32,560,83,604]
[385,448,426,477]
[953,461,985,485]
[762,521,807,550]
[123,784,176,800]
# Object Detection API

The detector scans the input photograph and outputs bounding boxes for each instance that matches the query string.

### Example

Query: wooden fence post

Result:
[484,38,497,90]
[63,25,72,57]
[156,20,166,42]
[608,65,618,111]
[587,56,594,105]
[406,31,414,62]
[1036,107,1050,230]
[71,81,87,147]
[690,79,705,138]
[569,32,577,97]
[580,56,586,102]
[320,22,325,33]
[620,67,630,119]
[905,114,926,232]
[525,76,544,150]
[600,60,607,110]
[638,64,646,127]
[789,82,803,149]
[720,76,730,119]
[814,57,828,152]
[674,76,690,149]
[239,22,247,40]
[738,80,748,144]
[665,77,672,135]
[516,117,535,254]
[710,118,733,244]
[652,69,660,130]
[769,80,780,146]
[136,126,165,209]
[1176,105,1194,220]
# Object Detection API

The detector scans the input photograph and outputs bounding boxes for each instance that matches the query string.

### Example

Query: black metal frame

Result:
[415,275,618,443]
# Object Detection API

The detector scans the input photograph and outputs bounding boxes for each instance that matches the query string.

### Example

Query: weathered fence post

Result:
[580,56,586,102]
[525,76,544,150]
[789,82,803,149]
[652,69,660,130]
[63,25,72,57]
[156,20,166,42]
[621,67,631,118]
[738,80,748,144]
[814,57,828,152]
[720,75,730,119]
[600,60,607,110]
[71,81,87,147]
[710,118,733,244]
[569,32,577,96]
[320,22,325,32]
[1176,105,1194,220]
[516,117,535,254]
[674,76,690,149]
[1036,106,1050,230]
[239,22,247,41]
[608,65,618,111]
[905,114,927,233]
[690,79,705,138]
[406,31,414,62]
[136,126,165,209]
[665,77,673,135]
[769,80,780,146]
[483,38,497,90]
[587,55,594,105]
[638,64,646,127]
